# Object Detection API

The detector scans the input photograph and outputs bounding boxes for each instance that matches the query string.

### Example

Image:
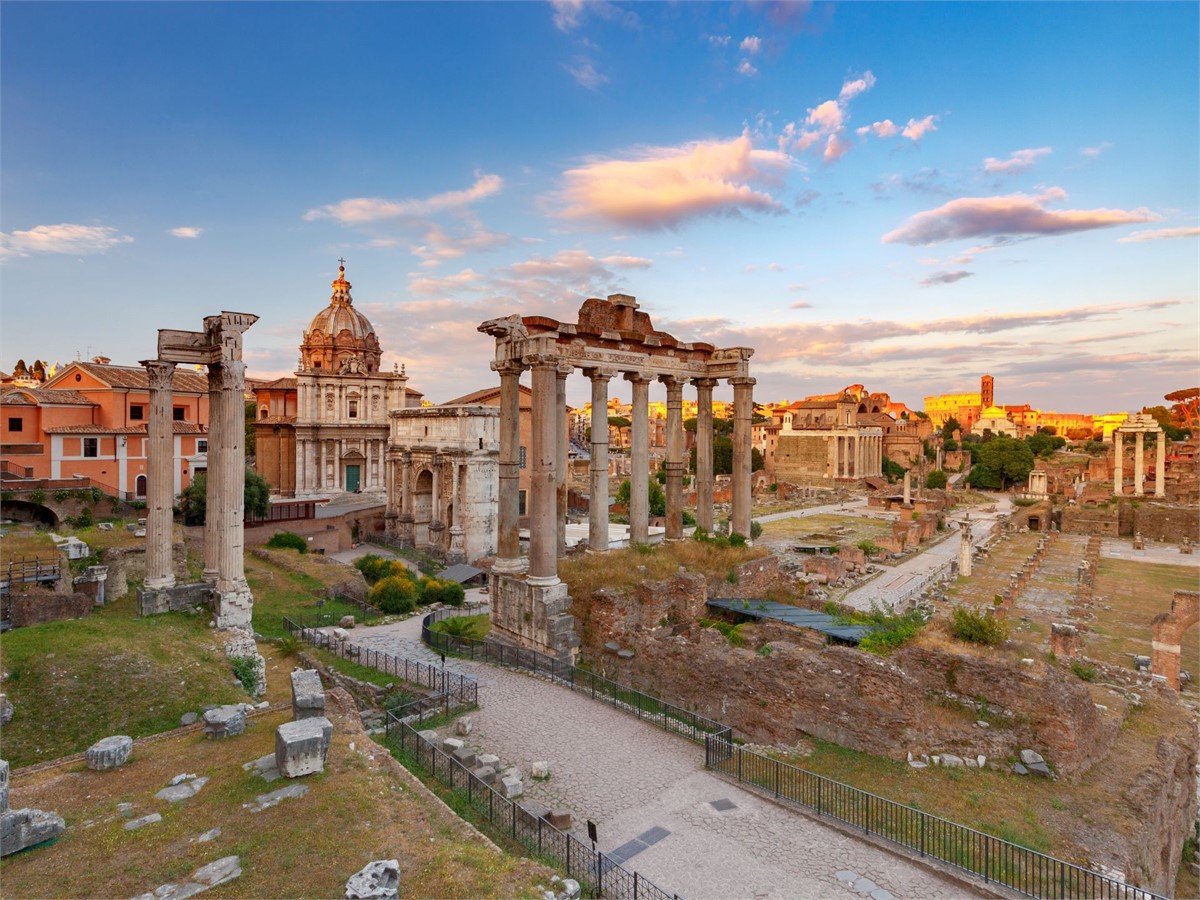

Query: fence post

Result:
[511,802,516,839]
[920,812,925,857]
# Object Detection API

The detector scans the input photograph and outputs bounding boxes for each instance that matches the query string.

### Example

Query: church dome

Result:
[299,264,383,373]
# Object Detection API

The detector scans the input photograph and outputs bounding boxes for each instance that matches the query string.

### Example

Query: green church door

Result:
[346,465,360,492]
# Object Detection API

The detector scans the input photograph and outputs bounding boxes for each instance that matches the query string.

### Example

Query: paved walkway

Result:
[333,612,967,900]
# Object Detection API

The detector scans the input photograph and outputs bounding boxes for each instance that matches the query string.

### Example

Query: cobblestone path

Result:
[337,612,969,899]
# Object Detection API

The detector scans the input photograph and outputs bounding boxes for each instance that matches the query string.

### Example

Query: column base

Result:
[492,557,528,575]
[488,574,578,664]
[144,574,176,591]
[213,585,254,631]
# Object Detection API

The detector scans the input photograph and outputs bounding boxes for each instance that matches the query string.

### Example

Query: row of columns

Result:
[830,432,883,479]
[492,358,754,586]
[389,450,466,561]
[297,436,385,493]
[1113,430,1166,497]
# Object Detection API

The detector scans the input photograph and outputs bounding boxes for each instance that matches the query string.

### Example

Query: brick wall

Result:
[9,588,92,627]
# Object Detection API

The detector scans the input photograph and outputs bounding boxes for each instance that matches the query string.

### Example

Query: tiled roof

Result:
[1,388,96,406]
[46,362,210,393]
[256,377,298,390]
[443,383,532,408]
[43,422,206,435]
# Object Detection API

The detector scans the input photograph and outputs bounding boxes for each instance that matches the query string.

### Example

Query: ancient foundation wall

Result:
[1132,504,1200,543]
[489,574,578,663]
[774,434,832,486]
[1061,506,1120,537]
[8,588,93,627]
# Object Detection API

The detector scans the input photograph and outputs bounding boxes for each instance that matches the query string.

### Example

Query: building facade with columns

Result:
[771,394,885,486]
[1112,413,1166,498]
[253,265,422,499]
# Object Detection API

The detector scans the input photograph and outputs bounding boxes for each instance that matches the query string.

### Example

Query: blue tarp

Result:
[706,598,871,643]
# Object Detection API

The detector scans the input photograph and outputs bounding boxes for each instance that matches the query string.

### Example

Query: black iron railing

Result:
[385,700,678,900]
[283,615,478,708]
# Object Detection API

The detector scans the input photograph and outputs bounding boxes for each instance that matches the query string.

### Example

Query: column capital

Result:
[658,373,689,389]
[524,352,561,370]
[691,377,719,390]
[623,370,654,385]
[140,359,176,390]
[728,376,757,388]
[491,359,527,377]
[555,360,575,379]
[583,367,618,382]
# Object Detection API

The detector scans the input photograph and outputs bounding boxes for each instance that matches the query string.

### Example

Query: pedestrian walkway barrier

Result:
[385,698,678,900]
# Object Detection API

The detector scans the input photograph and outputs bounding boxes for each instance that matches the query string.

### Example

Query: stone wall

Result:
[708,555,781,600]
[1061,505,1120,537]
[137,583,212,617]
[1132,504,1200,544]
[8,587,93,628]
[489,574,578,662]
[774,434,832,486]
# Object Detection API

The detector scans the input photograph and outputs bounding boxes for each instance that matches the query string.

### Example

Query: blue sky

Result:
[2,1,1197,413]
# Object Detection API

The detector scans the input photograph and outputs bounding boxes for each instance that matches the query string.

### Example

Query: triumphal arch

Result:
[479,293,754,661]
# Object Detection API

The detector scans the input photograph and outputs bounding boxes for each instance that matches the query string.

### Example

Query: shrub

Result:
[856,539,882,557]
[28,489,45,506]
[682,510,697,527]
[354,554,391,584]
[950,606,1008,645]
[698,617,745,647]
[728,532,748,547]
[926,469,948,490]
[54,489,72,504]
[370,575,418,614]
[1070,661,1097,682]
[277,634,300,657]
[265,531,307,553]
[422,579,465,607]
[230,656,260,694]
[749,520,763,541]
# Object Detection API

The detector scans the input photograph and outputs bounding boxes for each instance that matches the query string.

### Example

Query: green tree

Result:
[616,478,666,517]
[1026,432,1066,458]
[245,400,257,457]
[977,435,1034,489]
[942,416,961,437]
[180,468,271,524]
[926,469,948,490]
[881,455,906,482]
[966,465,1002,489]
[1143,404,1191,440]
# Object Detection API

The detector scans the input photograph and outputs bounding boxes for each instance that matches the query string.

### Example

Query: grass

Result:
[757,513,893,549]
[0,590,246,769]
[431,614,491,641]
[1,688,551,899]
[245,549,379,639]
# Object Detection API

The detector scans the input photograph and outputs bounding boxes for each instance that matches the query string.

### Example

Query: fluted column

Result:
[556,362,571,558]
[1134,431,1145,496]
[399,451,415,548]
[693,378,717,532]
[493,360,525,572]
[214,360,249,596]
[143,359,176,590]
[203,363,223,581]
[430,453,443,553]
[1113,432,1124,495]
[1155,432,1166,498]
[626,372,652,545]
[528,357,560,584]
[662,375,686,540]
[730,376,755,541]
[587,369,614,552]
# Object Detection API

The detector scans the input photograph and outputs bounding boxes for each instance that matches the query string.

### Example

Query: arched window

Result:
[135,474,147,498]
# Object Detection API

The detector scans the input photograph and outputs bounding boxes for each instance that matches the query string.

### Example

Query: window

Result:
[197,439,208,453]
[519,446,527,469]
[130,404,145,421]
[348,400,358,419]
[7,417,22,433]
[135,474,147,498]
[173,407,186,421]
[83,438,98,458]
[519,490,527,516]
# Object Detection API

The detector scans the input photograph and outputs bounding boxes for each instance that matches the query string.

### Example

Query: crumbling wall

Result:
[1132,505,1200,544]
[8,587,92,628]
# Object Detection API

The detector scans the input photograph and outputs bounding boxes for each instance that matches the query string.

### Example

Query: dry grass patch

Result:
[2,694,551,899]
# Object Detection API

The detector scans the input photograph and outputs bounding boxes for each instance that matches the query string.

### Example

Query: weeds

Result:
[950,606,1008,645]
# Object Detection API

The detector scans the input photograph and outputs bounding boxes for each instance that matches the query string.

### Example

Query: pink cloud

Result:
[920,270,973,286]
[882,188,1160,245]
[411,218,510,265]
[0,223,133,258]
[1117,226,1200,243]
[739,35,762,55]
[557,134,789,229]
[788,300,812,309]
[838,71,876,102]
[823,132,852,162]
[737,59,758,77]
[901,115,938,141]
[856,120,897,139]
[983,147,1052,174]
[304,174,503,223]
[566,58,608,90]
[806,99,843,131]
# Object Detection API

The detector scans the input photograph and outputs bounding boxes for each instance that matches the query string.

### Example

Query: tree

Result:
[608,416,631,448]
[244,400,257,457]
[923,440,936,461]
[180,468,271,524]
[616,478,666,517]
[943,437,959,452]
[1143,404,1190,441]
[1026,432,1066,458]
[926,469,948,490]
[881,455,906,482]
[1037,425,1057,436]
[942,416,961,437]
[1165,388,1200,432]
[976,435,1034,489]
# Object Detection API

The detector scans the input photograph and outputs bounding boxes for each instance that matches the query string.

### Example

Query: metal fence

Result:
[385,701,678,900]
[703,733,1165,900]
[283,615,478,708]
[422,607,726,745]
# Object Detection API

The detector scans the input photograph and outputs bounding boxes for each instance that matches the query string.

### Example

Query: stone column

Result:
[693,378,717,532]
[398,451,415,547]
[959,518,973,577]
[493,361,525,573]
[587,369,614,552]
[662,375,686,540]
[903,469,912,505]
[1113,432,1124,495]
[730,377,755,541]
[1134,431,1145,496]
[855,435,863,479]
[143,359,176,590]
[1155,432,1166,498]
[448,458,465,564]
[528,357,560,585]
[429,454,443,555]
[203,364,223,581]
[556,362,571,558]
[213,359,252,627]
[626,372,652,545]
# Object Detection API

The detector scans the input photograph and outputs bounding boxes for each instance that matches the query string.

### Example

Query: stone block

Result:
[477,754,500,768]
[97,522,114,531]
[455,717,473,736]
[500,775,523,799]
[1019,748,1045,766]
[193,855,242,887]
[123,812,162,831]
[441,737,464,754]
[332,627,350,642]
[1,807,66,855]
[275,717,333,778]
[203,705,246,739]
[86,735,133,771]
[0,694,12,725]
[180,711,199,726]
[417,730,439,744]
[471,765,496,783]
[0,760,8,814]
[531,761,549,779]
[290,669,325,720]
[450,747,477,769]
[156,776,209,802]
[340,615,356,629]
[345,859,400,900]
[940,754,964,767]
[545,809,572,830]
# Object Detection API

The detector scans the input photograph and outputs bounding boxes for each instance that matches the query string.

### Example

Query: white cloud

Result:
[1081,142,1112,158]
[567,58,608,90]
[551,0,585,31]
[767,263,784,272]
[1117,226,1200,243]
[739,35,762,55]
[983,147,1052,174]
[838,71,876,102]
[0,223,133,259]
[856,120,898,139]
[599,254,654,268]
[168,226,203,239]
[706,34,732,47]
[901,115,938,141]
[304,173,503,223]
[806,99,843,131]
[737,59,758,77]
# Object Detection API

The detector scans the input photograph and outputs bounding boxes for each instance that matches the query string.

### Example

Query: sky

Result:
[2,1,1197,414]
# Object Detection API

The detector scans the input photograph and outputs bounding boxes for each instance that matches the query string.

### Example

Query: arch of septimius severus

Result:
[479,293,754,662]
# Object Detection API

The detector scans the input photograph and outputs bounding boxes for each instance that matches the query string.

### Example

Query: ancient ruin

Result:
[1112,413,1166,497]
[479,294,754,660]
[1152,589,1199,690]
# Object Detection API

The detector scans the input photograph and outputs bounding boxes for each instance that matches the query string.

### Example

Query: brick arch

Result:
[1151,590,1199,689]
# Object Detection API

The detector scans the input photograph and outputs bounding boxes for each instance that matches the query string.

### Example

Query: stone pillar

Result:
[730,377,755,541]
[626,372,652,545]
[959,519,973,577]
[1113,432,1124,495]
[213,359,252,628]
[587,369,614,552]
[556,362,571,558]
[493,361,525,573]
[528,357,560,585]
[447,458,465,564]
[384,452,398,536]
[429,455,444,555]
[143,360,176,590]
[398,452,415,548]
[662,375,686,540]
[1134,431,1145,496]
[1155,432,1166,498]
[693,378,717,532]
[903,469,912,505]
[203,364,223,581]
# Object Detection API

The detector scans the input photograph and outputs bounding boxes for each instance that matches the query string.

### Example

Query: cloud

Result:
[783,71,875,162]
[411,218,510,266]
[921,270,973,286]
[838,71,876,102]
[856,120,897,139]
[901,115,938,141]
[767,263,784,272]
[739,36,762,55]
[706,34,732,47]
[1081,142,1112,158]
[407,269,485,297]
[823,132,851,163]
[550,0,639,32]
[599,254,654,268]
[737,59,758,77]
[168,226,203,239]
[788,300,812,309]
[551,0,585,31]
[795,189,820,207]
[557,133,790,229]
[983,147,1052,174]
[871,168,947,196]
[882,188,1160,246]
[566,58,608,90]
[1117,226,1200,243]
[304,173,503,223]
[806,99,843,132]
[508,248,651,279]
[0,223,133,259]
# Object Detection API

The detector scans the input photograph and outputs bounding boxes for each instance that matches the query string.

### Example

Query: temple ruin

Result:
[478,294,754,661]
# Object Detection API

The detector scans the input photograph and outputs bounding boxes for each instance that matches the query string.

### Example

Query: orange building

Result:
[0,359,209,499]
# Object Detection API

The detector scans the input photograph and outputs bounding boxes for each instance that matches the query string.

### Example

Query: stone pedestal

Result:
[203,705,247,739]
[447,525,466,565]
[275,717,332,778]
[1,807,66,858]
[86,735,133,771]
[488,574,578,663]
[290,669,325,720]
